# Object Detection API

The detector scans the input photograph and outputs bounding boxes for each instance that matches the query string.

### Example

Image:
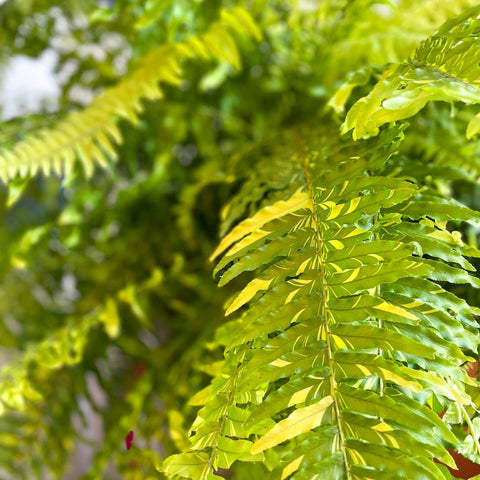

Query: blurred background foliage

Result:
[1,0,480,479]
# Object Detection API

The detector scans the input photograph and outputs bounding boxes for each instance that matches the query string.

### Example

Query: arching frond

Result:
[163,123,480,479]
[342,5,480,139]
[0,6,261,182]
[0,295,121,414]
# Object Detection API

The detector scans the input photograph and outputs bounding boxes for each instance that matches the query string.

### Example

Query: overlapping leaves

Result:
[342,5,480,139]
[164,125,480,479]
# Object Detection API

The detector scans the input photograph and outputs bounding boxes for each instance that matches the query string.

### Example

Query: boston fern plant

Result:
[3,1,480,479]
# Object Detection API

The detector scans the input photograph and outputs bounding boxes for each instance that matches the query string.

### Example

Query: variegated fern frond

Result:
[162,123,480,479]
[341,5,480,140]
[0,6,260,182]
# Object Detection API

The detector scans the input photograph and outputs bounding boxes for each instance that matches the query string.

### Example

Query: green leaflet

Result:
[416,257,480,287]
[246,371,330,427]
[382,277,480,328]
[342,5,480,139]
[161,452,211,479]
[333,352,422,392]
[338,385,458,447]
[216,437,261,468]
[211,188,311,262]
[329,323,437,358]
[290,453,345,480]
[277,425,340,480]
[380,290,480,351]
[389,191,480,223]
[216,229,314,286]
[341,411,455,468]
[347,439,447,480]
[380,221,479,271]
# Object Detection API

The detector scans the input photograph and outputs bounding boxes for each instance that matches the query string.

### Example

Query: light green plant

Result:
[1,1,480,480]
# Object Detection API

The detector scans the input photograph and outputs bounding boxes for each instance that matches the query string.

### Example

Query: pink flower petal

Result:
[125,430,134,450]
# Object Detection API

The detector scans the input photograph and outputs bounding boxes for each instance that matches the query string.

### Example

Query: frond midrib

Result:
[295,130,351,480]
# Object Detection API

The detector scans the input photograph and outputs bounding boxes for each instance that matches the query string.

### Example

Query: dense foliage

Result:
[2,1,480,479]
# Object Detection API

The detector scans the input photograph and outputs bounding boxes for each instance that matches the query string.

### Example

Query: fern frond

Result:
[342,5,480,139]
[169,124,480,479]
[0,296,121,414]
[0,7,261,182]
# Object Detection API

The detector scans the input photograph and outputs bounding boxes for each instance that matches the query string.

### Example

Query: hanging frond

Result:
[342,5,480,139]
[0,6,261,182]
[162,123,480,479]
[0,295,121,414]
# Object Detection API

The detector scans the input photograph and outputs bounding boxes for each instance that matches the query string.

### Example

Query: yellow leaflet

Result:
[330,262,342,273]
[281,455,304,480]
[427,228,464,246]
[226,278,272,315]
[345,268,359,283]
[99,298,121,338]
[251,396,334,454]
[285,288,301,304]
[345,227,366,238]
[318,200,335,211]
[222,228,269,260]
[384,433,400,450]
[291,308,306,324]
[345,196,361,215]
[338,181,349,196]
[270,358,291,368]
[332,335,348,350]
[378,367,421,392]
[296,257,313,275]
[403,300,422,308]
[328,240,344,249]
[288,386,314,407]
[188,386,212,406]
[373,302,418,321]
[221,7,263,42]
[404,368,471,404]
[326,203,344,221]
[373,421,394,433]
[357,365,371,377]
[348,448,365,465]
[211,189,310,260]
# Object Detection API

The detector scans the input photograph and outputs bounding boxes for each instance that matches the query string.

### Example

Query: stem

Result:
[373,212,384,397]
[294,130,351,480]
[460,403,480,455]
[202,346,246,479]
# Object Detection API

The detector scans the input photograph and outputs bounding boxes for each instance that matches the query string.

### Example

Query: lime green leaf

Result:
[251,396,334,454]
[344,5,480,139]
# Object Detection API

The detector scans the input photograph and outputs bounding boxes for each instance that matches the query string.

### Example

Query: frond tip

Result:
[0,7,261,182]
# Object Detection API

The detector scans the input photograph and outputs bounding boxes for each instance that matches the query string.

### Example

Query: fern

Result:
[161,121,480,479]
[4,2,480,479]
[342,5,480,140]
[0,6,260,181]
